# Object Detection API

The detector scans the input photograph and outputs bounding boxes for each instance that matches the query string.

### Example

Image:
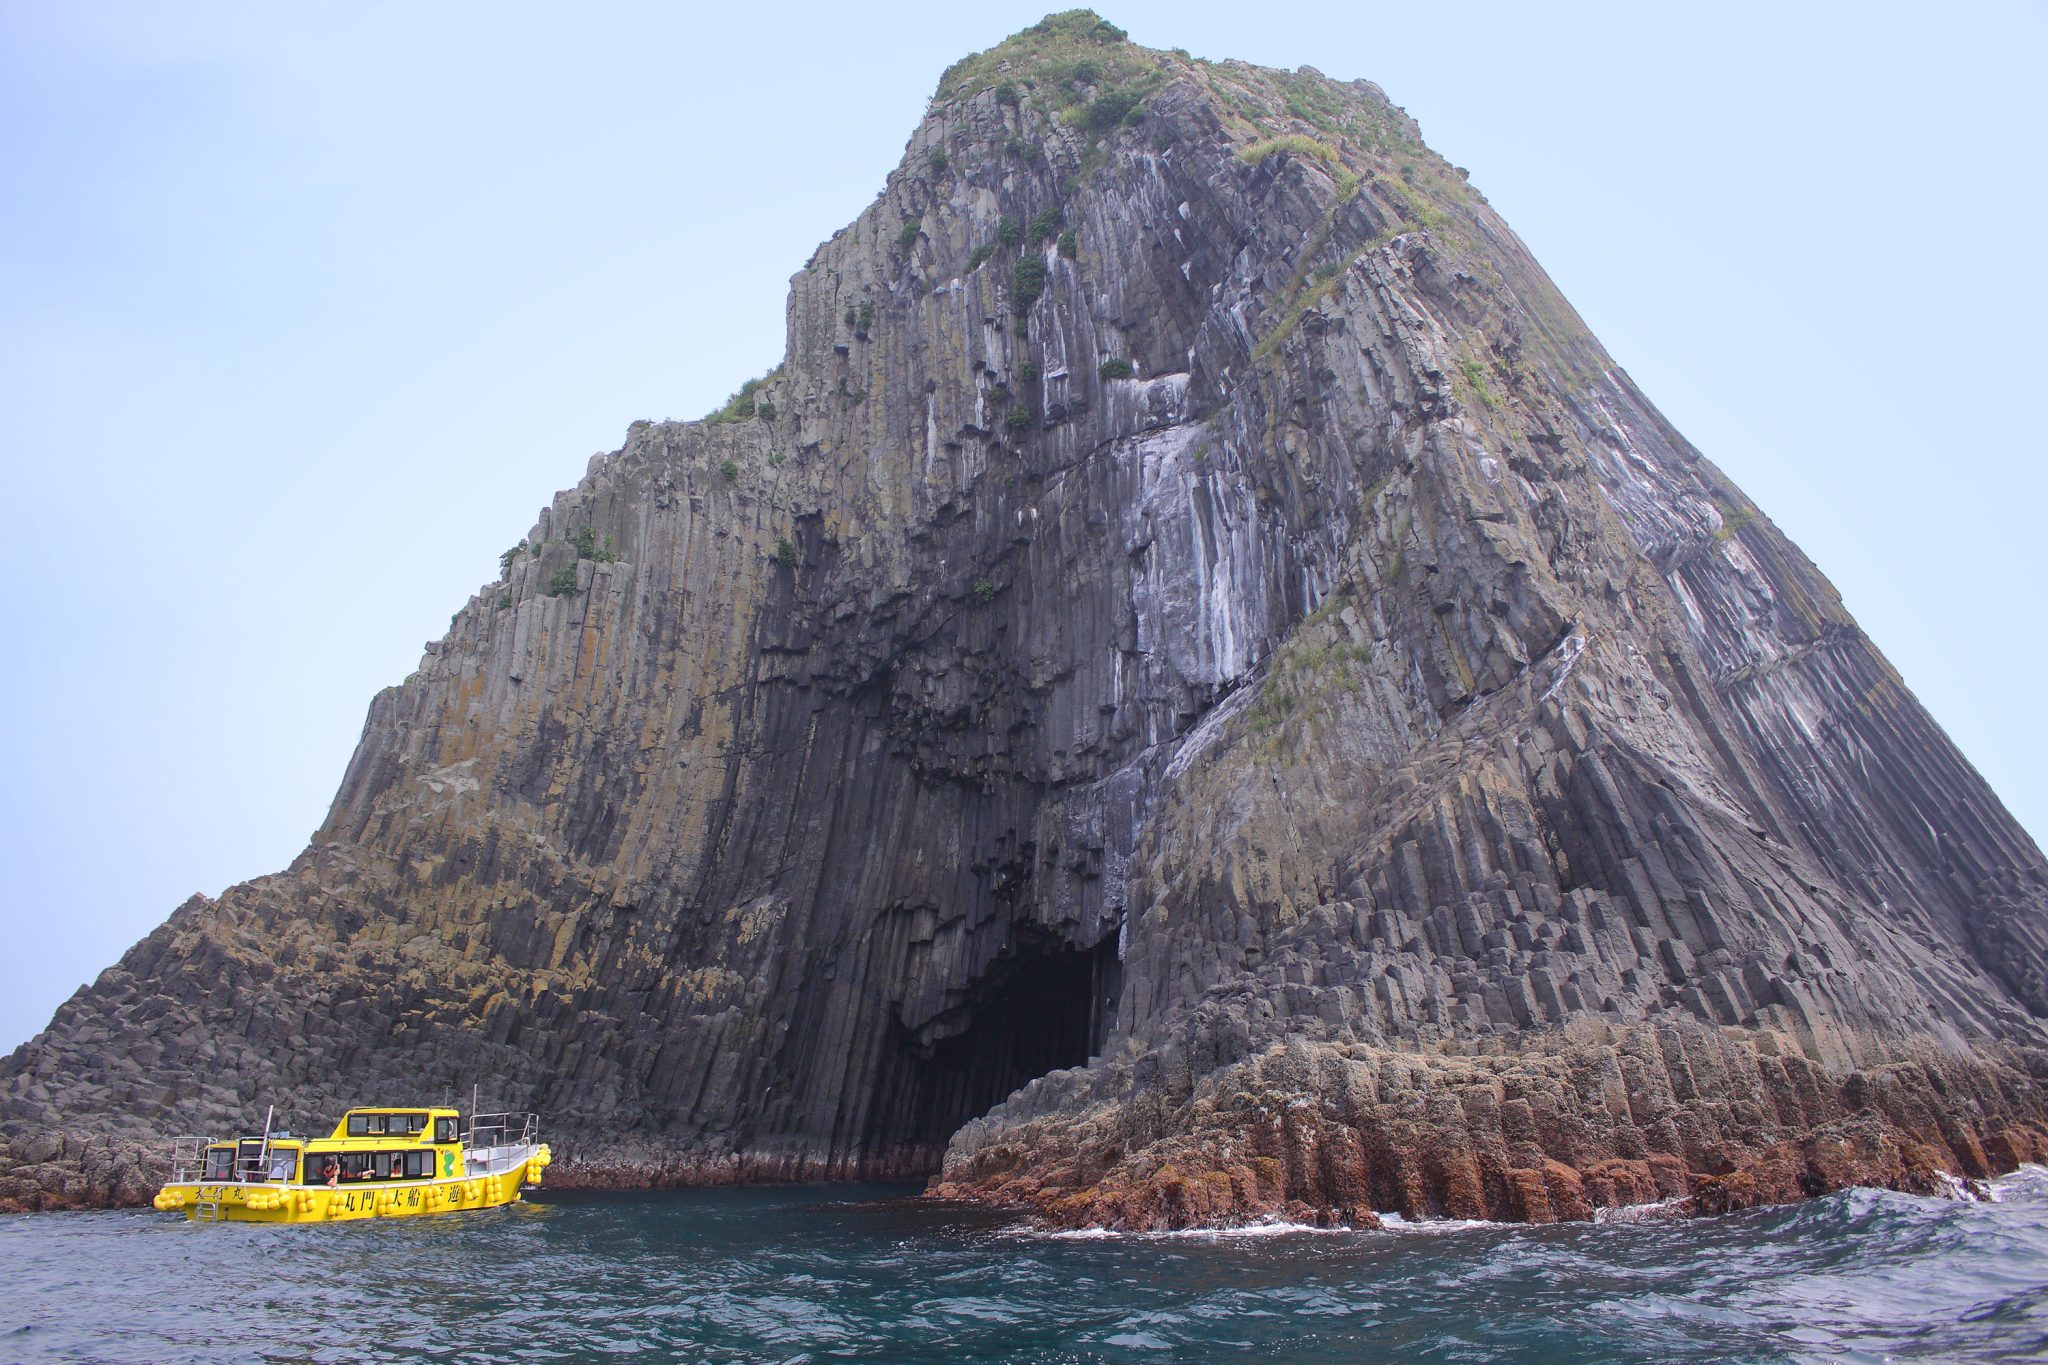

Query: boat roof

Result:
[207,1107,466,1149]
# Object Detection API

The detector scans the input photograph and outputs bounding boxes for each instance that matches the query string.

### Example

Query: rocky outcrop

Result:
[5,12,2045,1224]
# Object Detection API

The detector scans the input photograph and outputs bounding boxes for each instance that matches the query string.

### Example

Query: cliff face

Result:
[6,13,2045,1223]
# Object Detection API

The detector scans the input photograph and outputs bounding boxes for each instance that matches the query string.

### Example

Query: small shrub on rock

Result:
[1011,255,1047,313]
[1082,89,1140,131]
[573,525,619,563]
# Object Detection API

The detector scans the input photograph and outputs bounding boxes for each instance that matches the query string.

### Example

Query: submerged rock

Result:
[5,12,2045,1223]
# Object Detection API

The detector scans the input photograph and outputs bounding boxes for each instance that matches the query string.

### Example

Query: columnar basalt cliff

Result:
[6,13,2045,1223]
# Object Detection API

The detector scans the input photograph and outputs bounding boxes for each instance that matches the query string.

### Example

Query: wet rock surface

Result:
[5,14,2044,1223]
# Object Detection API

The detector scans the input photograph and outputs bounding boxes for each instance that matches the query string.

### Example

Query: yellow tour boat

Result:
[152,1105,550,1223]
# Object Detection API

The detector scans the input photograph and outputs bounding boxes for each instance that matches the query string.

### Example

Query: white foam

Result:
[1028,1217,1349,1241]
[1979,1162,2048,1203]
[1153,1219,1337,1240]
[1593,1197,1687,1225]
[1988,1161,2048,1203]
[1103,1331,1172,1350]
[1373,1212,1500,1233]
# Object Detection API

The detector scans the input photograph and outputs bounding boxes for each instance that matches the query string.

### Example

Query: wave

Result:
[1375,1211,1502,1233]
[1030,1216,1350,1241]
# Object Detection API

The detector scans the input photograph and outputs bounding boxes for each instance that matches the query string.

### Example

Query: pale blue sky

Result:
[3,1,2043,1053]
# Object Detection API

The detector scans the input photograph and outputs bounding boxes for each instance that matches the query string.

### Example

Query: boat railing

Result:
[463,1111,539,1149]
[164,1135,213,1184]
[461,1111,540,1173]
[162,1138,290,1185]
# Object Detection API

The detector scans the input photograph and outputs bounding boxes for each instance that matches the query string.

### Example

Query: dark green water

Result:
[5,1169,2048,1363]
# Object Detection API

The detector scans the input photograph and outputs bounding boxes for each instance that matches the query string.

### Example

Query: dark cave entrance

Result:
[878,929,1121,1155]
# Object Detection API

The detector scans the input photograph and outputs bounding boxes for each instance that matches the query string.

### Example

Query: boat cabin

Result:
[194,1107,465,1186]
[303,1107,464,1185]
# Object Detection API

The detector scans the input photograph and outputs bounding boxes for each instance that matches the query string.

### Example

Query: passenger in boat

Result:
[321,1158,339,1188]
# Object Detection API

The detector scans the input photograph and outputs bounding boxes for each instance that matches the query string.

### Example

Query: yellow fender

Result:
[153,1188,188,1212]
[525,1145,553,1185]
[243,1188,281,1212]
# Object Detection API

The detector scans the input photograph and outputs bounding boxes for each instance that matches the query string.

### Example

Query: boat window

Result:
[435,1117,458,1144]
[365,1151,416,1180]
[268,1150,297,1182]
[203,1148,234,1181]
[347,1115,368,1136]
[402,1113,427,1135]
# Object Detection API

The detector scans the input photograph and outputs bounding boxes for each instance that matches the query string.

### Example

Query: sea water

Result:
[5,1168,2048,1362]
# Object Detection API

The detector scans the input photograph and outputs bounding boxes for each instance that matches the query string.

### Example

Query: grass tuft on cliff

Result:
[1238,134,1339,167]
[707,370,780,424]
